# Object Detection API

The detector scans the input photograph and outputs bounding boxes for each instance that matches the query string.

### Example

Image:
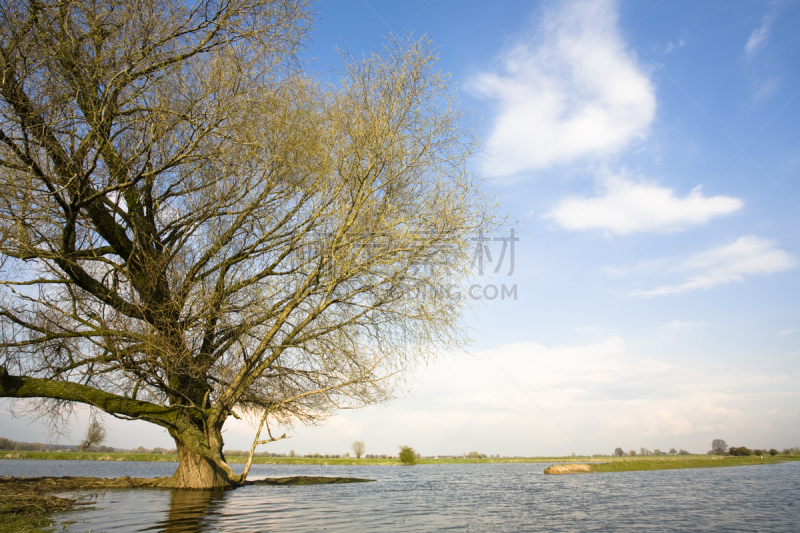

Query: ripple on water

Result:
[1,460,798,532]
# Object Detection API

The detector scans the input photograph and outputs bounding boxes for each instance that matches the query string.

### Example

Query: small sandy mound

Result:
[544,463,593,475]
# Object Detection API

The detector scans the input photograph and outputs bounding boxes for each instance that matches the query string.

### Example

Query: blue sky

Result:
[2,0,798,457]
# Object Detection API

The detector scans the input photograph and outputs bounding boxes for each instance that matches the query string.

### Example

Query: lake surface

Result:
[1,459,799,532]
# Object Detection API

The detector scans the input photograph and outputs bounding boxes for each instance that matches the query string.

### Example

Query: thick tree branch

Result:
[0,366,177,426]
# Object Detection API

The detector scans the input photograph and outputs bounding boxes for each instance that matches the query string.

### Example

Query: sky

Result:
[2,0,799,457]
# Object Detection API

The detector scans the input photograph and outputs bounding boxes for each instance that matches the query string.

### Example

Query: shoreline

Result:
[0,450,613,465]
[3,450,799,467]
[545,455,800,474]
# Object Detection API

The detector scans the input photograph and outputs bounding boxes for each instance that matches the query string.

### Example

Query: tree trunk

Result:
[160,441,235,489]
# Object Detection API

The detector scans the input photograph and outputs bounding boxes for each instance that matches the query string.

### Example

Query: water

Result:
[2,459,799,532]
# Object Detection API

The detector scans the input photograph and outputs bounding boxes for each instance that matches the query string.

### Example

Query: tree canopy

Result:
[0,0,493,488]
[351,440,365,459]
[711,439,728,454]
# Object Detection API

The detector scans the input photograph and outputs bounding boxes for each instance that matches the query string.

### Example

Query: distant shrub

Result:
[769,449,779,456]
[678,449,691,455]
[729,446,752,456]
[398,445,417,465]
[83,445,116,453]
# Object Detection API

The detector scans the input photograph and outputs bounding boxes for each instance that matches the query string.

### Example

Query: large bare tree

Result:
[0,0,492,488]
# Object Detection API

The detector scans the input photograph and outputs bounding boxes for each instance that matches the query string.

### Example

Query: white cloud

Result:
[745,10,777,58]
[472,0,655,176]
[779,329,797,336]
[633,236,797,297]
[351,337,800,454]
[544,175,743,235]
[5,336,800,456]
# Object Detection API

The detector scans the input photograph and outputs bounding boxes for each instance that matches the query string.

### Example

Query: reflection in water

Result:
[144,489,228,533]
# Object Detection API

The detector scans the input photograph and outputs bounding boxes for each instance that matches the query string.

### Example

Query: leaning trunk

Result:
[160,441,235,489]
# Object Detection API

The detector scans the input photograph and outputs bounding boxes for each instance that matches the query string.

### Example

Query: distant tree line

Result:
[1,437,313,456]
[0,436,116,452]
[611,441,800,457]
[728,447,774,456]
[1,437,183,455]
[613,447,691,456]
[707,439,799,457]
[1,437,72,452]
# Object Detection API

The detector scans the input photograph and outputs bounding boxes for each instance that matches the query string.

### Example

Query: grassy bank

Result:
[588,455,800,473]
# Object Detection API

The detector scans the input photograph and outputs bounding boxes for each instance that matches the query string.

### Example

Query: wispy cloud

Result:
[472,0,655,176]
[544,174,743,235]
[664,39,685,54]
[632,236,797,297]
[743,6,782,102]
[780,328,797,336]
[752,76,780,102]
[666,320,707,331]
[745,9,777,59]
